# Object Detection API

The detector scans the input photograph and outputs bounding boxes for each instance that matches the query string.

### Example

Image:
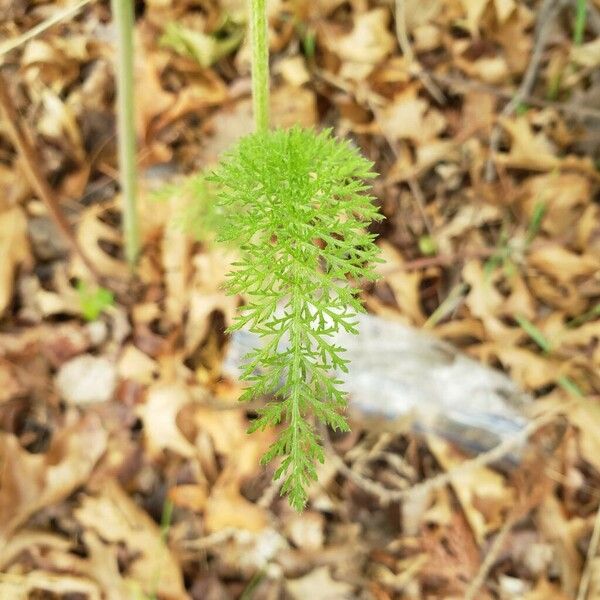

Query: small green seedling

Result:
[418,234,437,256]
[76,281,114,321]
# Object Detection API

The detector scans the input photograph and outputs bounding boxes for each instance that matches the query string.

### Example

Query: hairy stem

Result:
[111,0,140,268]
[249,0,270,133]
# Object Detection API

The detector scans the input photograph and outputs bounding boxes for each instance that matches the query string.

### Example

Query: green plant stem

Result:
[249,0,269,132]
[111,0,140,268]
[574,0,587,45]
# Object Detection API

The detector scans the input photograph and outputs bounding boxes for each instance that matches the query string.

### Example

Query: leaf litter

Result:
[0,0,599,598]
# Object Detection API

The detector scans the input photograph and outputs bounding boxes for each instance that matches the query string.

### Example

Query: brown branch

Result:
[0,70,101,282]
[322,410,562,507]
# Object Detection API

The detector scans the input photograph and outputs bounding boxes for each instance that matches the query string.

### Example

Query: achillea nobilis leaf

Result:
[210,126,382,510]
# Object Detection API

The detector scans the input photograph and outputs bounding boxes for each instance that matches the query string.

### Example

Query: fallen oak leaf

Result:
[320,8,396,80]
[74,480,188,600]
[0,413,107,542]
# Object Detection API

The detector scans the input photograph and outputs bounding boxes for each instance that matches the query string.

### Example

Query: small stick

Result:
[0,0,94,57]
[576,502,600,600]
[0,71,101,282]
[464,509,520,600]
[323,410,561,507]
[394,0,445,104]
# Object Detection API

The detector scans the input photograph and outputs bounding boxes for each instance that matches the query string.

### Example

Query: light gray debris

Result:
[222,313,532,459]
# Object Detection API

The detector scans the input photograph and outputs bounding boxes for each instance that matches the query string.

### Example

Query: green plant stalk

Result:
[111,0,140,267]
[574,0,587,45]
[249,0,269,133]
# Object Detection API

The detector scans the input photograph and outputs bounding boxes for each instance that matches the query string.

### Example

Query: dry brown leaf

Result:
[460,0,490,34]
[492,4,533,73]
[420,511,482,595]
[0,571,101,600]
[571,37,600,68]
[0,531,71,571]
[276,55,311,86]
[185,250,238,357]
[284,511,325,551]
[169,484,209,512]
[378,87,447,143]
[286,566,355,600]
[204,482,270,533]
[376,241,426,324]
[202,411,274,532]
[522,578,572,600]
[0,206,30,316]
[536,494,587,596]
[117,343,159,384]
[462,261,521,344]
[496,116,600,177]
[539,395,600,472]
[75,480,188,600]
[37,88,85,163]
[528,245,600,285]
[134,32,174,161]
[320,8,396,79]
[33,530,134,600]
[162,202,193,325]
[476,344,557,389]
[0,414,107,541]
[197,86,317,165]
[74,203,129,281]
[137,382,196,458]
[518,172,590,237]
[404,0,443,30]
[427,435,515,544]
[152,72,229,134]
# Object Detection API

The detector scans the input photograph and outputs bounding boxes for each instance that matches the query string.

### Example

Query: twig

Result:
[323,411,560,507]
[464,509,520,600]
[0,0,95,57]
[393,0,445,104]
[0,70,101,282]
[576,502,600,600]
[486,0,564,181]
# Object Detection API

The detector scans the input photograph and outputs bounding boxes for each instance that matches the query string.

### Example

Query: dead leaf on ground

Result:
[0,207,30,316]
[74,479,188,600]
[427,434,515,544]
[0,414,107,541]
[320,8,396,80]
[286,565,355,600]
[136,382,196,458]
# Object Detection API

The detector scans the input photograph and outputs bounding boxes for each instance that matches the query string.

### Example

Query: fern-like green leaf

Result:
[210,126,382,510]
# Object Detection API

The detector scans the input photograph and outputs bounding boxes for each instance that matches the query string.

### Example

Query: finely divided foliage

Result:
[211,126,382,509]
